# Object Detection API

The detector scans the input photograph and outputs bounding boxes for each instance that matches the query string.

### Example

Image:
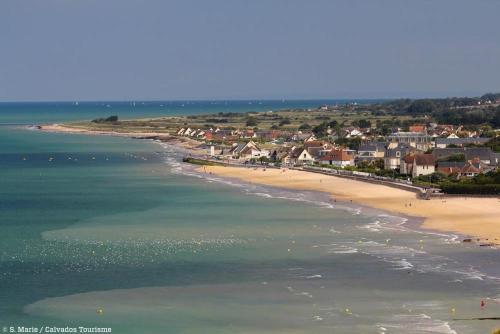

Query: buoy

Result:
[451,307,456,314]
[97,307,104,315]
[344,308,351,314]
[287,248,291,252]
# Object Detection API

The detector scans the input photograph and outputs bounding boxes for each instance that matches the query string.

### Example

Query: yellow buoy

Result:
[97,307,104,315]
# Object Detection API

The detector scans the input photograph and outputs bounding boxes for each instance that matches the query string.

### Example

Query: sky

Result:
[1,0,500,101]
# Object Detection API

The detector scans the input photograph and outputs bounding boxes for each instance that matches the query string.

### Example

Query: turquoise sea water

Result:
[1,102,499,333]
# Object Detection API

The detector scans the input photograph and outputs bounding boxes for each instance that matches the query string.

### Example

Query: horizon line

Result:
[0,92,495,104]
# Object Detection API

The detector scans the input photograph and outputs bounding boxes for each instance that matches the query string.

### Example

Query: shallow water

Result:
[1,103,499,333]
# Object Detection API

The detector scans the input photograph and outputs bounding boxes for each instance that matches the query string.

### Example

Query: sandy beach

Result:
[201,165,500,245]
[39,124,171,138]
[38,124,500,245]
[39,124,205,153]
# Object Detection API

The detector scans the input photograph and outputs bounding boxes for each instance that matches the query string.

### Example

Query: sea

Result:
[0,101,499,334]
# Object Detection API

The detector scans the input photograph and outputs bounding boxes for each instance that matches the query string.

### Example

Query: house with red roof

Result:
[320,148,355,167]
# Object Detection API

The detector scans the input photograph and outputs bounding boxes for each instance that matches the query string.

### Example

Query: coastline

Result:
[38,123,206,154]
[200,165,500,246]
[38,124,500,246]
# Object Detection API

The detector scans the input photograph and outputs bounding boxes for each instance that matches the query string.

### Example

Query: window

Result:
[396,151,401,157]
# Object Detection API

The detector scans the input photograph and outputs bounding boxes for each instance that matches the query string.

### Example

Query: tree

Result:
[92,115,119,123]
[373,158,384,169]
[298,123,311,131]
[407,100,436,115]
[279,118,291,126]
[493,109,500,127]
[437,153,465,162]
[357,119,371,128]
[312,120,338,137]
[246,117,258,127]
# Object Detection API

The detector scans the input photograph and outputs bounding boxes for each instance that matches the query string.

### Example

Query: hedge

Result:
[440,182,500,195]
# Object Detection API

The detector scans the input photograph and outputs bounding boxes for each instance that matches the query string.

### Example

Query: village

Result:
[177,121,498,183]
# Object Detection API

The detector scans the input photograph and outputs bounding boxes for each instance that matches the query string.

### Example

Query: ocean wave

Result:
[377,313,457,334]
[325,239,496,282]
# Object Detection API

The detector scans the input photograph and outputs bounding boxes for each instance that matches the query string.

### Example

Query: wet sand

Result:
[201,166,500,245]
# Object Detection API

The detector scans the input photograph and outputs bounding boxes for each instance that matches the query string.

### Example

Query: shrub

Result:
[246,117,258,127]
[279,118,291,126]
[92,115,119,123]
[440,182,500,195]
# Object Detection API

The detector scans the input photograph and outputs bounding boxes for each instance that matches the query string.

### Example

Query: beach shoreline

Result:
[37,123,500,246]
[199,165,500,246]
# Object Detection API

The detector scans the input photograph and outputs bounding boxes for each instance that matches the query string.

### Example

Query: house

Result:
[270,146,293,162]
[384,144,415,170]
[388,132,432,151]
[434,137,491,148]
[304,140,329,149]
[292,132,314,142]
[433,147,497,166]
[257,130,282,140]
[229,140,268,161]
[409,125,427,133]
[400,154,415,175]
[320,148,355,167]
[436,161,466,175]
[458,162,482,178]
[464,147,497,165]
[400,153,435,177]
[204,131,213,141]
[412,154,436,177]
[304,134,317,142]
[344,128,363,138]
[282,146,315,165]
[242,129,256,139]
[357,142,386,163]
[428,124,457,138]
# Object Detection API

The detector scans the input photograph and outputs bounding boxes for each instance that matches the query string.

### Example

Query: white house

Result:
[229,140,268,161]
